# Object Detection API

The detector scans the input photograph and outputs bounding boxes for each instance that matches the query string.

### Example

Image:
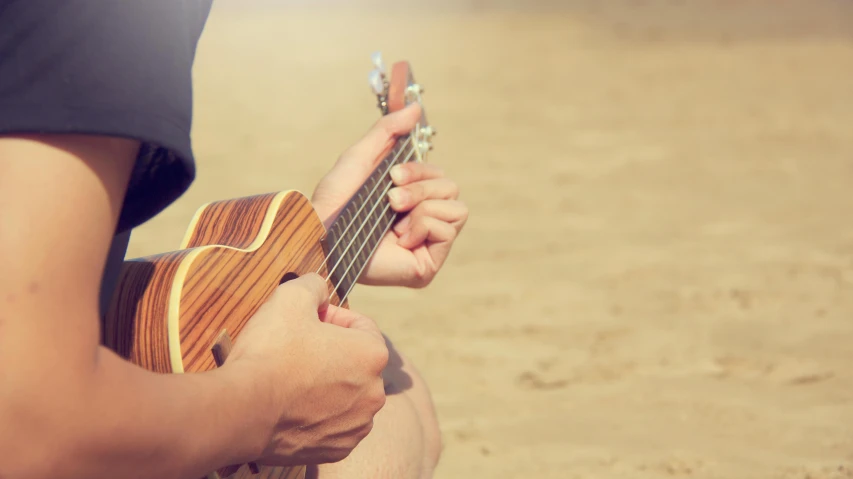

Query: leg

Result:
[306,336,442,479]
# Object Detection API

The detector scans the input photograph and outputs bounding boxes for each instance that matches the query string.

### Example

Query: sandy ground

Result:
[125,1,853,478]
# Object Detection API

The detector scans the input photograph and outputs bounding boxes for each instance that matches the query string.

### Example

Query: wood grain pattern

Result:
[387,61,411,113]
[102,250,186,373]
[102,190,346,479]
[181,193,280,250]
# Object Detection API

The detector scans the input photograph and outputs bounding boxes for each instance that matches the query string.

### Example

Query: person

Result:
[0,2,467,479]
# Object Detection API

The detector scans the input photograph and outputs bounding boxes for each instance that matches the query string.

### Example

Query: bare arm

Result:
[0,134,270,478]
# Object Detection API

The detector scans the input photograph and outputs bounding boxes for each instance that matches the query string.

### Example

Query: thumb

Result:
[320,305,383,339]
[271,272,330,319]
[376,102,422,137]
[343,103,422,163]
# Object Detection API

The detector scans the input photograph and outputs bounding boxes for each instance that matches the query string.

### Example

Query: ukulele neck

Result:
[322,134,419,301]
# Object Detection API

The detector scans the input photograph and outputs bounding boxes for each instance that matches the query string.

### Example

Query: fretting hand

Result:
[311,103,468,288]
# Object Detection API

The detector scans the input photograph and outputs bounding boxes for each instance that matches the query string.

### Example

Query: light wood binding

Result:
[103,190,336,478]
[101,59,423,479]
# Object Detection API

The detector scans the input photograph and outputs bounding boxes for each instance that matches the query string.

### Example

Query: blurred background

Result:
[127,1,853,477]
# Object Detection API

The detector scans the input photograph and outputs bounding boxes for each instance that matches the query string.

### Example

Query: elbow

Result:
[0,396,74,479]
[0,436,45,479]
[0,346,104,479]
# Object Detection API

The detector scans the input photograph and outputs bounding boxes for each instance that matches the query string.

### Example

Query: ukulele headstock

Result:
[369,52,435,161]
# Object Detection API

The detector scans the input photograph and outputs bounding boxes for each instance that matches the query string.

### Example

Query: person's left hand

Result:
[311,103,468,288]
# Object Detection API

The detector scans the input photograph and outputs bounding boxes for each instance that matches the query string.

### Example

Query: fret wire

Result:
[324,141,403,279]
[323,142,415,282]
[353,189,368,276]
[358,184,378,268]
[328,144,419,300]
[337,201,399,304]
[330,220,345,288]
[341,208,355,276]
[332,202,394,299]
[328,172,400,291]
[318,136,413,279]
[329,147,418,296]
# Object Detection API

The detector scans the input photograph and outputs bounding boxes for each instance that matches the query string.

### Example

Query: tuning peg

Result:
[371,51,386,75]
[368,70,385,96]
[407,84,423,96]
[421,126,435,138]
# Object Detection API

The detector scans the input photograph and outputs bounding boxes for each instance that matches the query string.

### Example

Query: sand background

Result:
[126,1,853,477]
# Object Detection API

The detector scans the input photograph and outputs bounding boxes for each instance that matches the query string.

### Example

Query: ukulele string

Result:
[323,146,416,284]
[315,135,413,276]
[316,138,417,282]
[336,198,400,304]
[314,133,415,278]
[330,180,402,298]
[324,145,419,299]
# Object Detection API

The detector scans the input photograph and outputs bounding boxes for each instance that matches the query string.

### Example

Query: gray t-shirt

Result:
[99,232,133,320]
[0,1,213,318]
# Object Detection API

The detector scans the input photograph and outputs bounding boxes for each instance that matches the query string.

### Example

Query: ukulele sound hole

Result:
[280,272,299,284]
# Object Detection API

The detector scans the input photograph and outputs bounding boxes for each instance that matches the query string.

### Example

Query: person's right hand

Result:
[226,273,389,465]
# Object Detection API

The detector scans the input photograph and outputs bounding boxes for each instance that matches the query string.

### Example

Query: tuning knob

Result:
[421,126,435,138]
[371,51,387,75]
[368,70,385,96]
[407,84,424,96]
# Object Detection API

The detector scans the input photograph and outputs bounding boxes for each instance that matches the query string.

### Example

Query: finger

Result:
[392,213,412,236]
[387,178,459,212]
[345,103,422,163]
[376,102,422,137]
[392,199,468,236]
[322,305,384,338]
[389,162,445,187]
[398,216,458,250]
[271,272,330,316]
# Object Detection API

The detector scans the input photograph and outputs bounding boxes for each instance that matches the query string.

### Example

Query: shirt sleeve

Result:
[0,0,212,232]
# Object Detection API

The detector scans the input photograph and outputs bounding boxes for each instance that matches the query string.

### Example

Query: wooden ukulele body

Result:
[103,190,340,479]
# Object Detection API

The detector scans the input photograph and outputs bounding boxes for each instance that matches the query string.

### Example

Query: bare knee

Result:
[420,415,443,478]
[381,338,444,476]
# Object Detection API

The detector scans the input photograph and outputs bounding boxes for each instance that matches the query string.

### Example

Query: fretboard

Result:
[322,134,417,302]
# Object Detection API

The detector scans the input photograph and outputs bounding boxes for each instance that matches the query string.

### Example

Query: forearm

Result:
[0,134,270,478]
[0,345,269,479]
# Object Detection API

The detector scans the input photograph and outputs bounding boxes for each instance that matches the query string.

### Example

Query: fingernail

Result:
[390,165,406,184]
[388,188,408,207]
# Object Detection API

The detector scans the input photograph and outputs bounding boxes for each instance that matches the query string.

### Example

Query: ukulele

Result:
[101,53,436,479]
